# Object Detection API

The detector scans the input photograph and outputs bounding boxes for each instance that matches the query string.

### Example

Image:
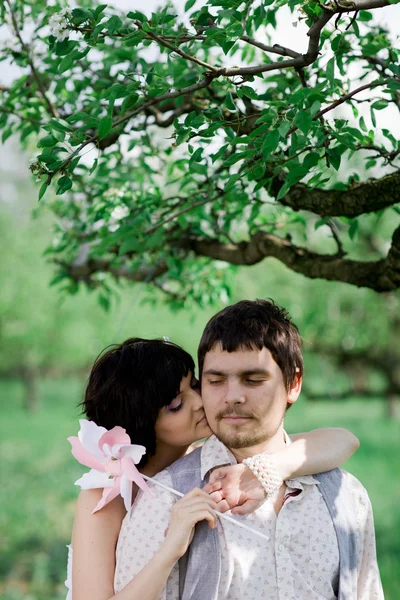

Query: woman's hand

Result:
[203,464,267,515]
[162,488,218,561]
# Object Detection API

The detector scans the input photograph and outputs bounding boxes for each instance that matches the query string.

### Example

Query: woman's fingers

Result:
[230,499,262,515]
[208,468,229,484]
[203,479,223,494]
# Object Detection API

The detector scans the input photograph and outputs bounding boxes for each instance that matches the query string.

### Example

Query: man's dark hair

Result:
[198,299,303,389]
[81,338,194,465]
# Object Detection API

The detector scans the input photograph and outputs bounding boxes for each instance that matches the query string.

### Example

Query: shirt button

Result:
[279,543,285,552]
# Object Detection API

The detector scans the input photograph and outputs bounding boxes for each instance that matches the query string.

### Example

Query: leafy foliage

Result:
[1,0,400,305]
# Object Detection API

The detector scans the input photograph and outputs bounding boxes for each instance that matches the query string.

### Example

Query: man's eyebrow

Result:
[203,369,226,376]
[203,368,271,377]
[241,369,270,377]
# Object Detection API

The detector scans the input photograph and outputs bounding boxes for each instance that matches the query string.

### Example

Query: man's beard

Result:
[213,407,283,449]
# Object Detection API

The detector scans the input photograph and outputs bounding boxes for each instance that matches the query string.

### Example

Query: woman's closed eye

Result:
[167,397,183,412]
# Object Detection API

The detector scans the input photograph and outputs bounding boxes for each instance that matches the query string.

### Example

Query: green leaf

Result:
[348,219,359,240]
[127,11,147,22]
[38,135,57,148]
[38,181,49,201]
[106,15,122,34]
[262,130,280,158]
[121,93,139,113]
[89,158,98,175]
[303,151,320,170]
[310,100,321,117]
[276,181,291,201]
[226,21,243,40]
[239,85,258,100]
[56,175,73,195]
[326,58,335,83]
[72,8,92,20]
[225,93,236,111]
[327,147,341,171]
[98,293,111,312]
[184,0,197,10]
[295,111,313,135]
[359,116,367,132]
[98,116,113,139]
[371,100,388,110]
[315,217,329,230]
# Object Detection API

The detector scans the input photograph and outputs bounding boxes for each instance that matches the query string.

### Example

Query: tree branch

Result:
[59,258,168,284]
[276,171,400,217]
[190,223,400,292]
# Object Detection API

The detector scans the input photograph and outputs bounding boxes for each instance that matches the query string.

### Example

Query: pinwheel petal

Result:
[120,475,133,511]
[68,436,106,471]
[92,480,121,513]
[78,420,107,461]
[75,469,113,490]
[121,457,152,496]
[118,444,147,463]
[99,426,131,449]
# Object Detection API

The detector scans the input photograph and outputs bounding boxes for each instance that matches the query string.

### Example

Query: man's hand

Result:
[202,464,267,515]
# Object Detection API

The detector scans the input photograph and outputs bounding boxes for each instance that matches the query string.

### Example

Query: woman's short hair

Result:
[198,299,303,390]
[81,338,194,465]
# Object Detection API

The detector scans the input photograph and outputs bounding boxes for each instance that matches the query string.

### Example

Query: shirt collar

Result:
[200,432,319,487]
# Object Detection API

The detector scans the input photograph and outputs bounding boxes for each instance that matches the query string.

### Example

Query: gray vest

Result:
[167,448,358,600]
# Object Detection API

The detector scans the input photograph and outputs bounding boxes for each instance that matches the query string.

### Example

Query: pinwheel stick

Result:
[141,474,271,542]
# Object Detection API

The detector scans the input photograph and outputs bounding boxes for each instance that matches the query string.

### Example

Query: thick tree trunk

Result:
[20,366,39,412]
[387,395,399,420]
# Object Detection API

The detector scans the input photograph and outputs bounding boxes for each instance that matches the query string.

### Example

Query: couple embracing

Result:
[69,299,383,600]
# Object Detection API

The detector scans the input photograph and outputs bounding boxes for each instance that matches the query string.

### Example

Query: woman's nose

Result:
[191,388,203,411]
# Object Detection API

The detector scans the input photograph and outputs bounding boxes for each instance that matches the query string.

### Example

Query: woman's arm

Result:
[276,427,360,480]
[71,489,126,600]
[71,488,217,600]
[203,428,359,514]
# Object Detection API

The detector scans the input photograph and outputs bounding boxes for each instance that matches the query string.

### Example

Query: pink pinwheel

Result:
[68,420,151,513]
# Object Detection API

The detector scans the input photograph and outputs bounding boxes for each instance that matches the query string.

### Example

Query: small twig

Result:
[0,106,43,126]
[145,196,214,236]
[326,219,345,256]
[240,35,301,59]
[5,0,58,118]
[134,20,218,72]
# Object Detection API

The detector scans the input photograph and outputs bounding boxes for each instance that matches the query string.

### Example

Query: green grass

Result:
[0,379,399,599]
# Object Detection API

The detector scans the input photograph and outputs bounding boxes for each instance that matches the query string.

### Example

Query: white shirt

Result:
[114,435,383,600]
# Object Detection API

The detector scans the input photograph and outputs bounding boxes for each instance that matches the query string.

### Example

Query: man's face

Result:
[201,344,301,450]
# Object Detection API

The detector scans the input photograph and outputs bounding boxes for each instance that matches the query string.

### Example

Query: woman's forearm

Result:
[108,546,176,600]
[272,428,360,481]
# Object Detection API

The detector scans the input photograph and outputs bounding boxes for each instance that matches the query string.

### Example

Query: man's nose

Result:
[223,380,245,404]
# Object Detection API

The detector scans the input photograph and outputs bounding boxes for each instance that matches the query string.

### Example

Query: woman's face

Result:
[155,372,212,447]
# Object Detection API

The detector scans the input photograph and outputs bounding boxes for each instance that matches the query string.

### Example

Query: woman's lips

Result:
[197,416,208,425]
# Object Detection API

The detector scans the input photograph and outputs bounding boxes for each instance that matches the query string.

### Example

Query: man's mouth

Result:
[220,415,252,421]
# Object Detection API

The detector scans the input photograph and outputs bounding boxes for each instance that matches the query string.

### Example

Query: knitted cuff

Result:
[242,453,283,497]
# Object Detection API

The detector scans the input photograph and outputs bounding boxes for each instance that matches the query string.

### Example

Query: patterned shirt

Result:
[114,435,383,600]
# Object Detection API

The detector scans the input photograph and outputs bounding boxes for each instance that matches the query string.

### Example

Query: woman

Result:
[69,338,359,600]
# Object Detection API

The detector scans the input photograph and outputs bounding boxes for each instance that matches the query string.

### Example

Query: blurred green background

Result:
[0,140,399,599]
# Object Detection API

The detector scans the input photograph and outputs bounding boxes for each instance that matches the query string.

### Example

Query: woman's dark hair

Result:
[81,338,195,465]
[198,299,303,390]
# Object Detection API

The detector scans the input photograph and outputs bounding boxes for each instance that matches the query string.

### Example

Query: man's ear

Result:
[287,368,302,405]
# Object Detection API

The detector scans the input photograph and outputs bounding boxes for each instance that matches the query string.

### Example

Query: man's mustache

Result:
[216,408,255,420]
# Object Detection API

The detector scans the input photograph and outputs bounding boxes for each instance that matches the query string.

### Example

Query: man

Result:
[115,299,383,599]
